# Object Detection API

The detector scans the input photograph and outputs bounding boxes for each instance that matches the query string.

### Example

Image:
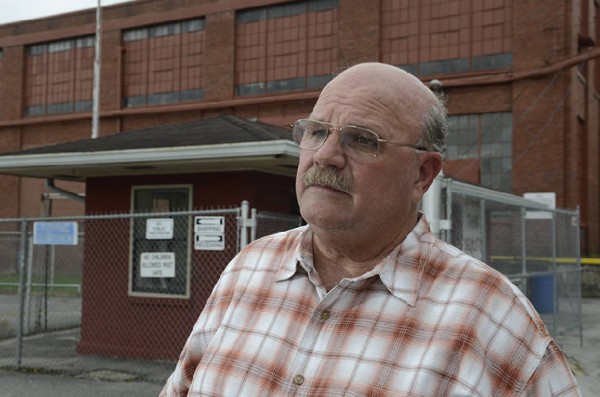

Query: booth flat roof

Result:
[0,115,300,180]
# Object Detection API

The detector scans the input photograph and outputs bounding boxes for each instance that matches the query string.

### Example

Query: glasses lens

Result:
[339,126,380,156]
[294,119,328,150]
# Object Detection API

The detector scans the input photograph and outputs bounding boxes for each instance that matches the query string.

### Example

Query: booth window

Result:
[129,185,192,298]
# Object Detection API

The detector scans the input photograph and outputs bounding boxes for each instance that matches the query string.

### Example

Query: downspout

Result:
[45,179,85,203]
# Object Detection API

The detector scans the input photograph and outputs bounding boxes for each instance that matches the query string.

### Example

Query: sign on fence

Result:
[140,252,175,278]
[524,192,555,220]
[33,221,78,245]
[194,216,225,251]
[145,218,174,240]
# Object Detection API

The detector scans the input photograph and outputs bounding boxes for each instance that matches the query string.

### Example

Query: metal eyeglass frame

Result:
[290,118,428,158]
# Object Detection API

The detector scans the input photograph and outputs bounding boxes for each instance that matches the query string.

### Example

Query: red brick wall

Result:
[0,0,598,254]
[339,0,379,65]
[510,0,571,200]
[0,46,25,120]
[204,11,235,101]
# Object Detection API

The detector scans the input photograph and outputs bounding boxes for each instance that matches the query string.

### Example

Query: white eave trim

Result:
[0,140,300,169]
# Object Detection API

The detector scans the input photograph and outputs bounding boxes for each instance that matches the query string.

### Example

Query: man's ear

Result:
[415,152,443,195]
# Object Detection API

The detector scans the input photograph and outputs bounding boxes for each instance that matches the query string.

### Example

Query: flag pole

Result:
[92,0,102,139]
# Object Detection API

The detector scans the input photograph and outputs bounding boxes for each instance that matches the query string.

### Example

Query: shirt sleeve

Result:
[522,339,581,396]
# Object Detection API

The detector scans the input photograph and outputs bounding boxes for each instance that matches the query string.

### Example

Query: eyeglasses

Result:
[291,119,428,158]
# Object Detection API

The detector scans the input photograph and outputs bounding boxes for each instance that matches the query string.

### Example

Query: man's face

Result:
[295,68,429,236]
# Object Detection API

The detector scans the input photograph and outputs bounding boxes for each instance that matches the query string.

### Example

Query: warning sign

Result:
[140,252,175,278]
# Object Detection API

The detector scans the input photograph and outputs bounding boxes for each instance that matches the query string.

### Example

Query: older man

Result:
[161,63,580,396]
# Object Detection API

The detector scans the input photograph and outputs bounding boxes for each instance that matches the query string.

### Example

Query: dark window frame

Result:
[129,185,193,298]
[447,112,513,192]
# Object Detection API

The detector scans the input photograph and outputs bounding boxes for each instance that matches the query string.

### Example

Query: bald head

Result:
[313,62,447,154]
[328,63,439,112]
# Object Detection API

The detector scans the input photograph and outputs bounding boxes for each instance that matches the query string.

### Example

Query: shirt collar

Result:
[276,215,434,307]
[274,225,312,281]
[377,214,433,306]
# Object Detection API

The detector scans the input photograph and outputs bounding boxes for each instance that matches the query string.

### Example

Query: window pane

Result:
[235,0,339,96]
[122,18,205,108]
[447,112,513,192]
[25,36,94,117]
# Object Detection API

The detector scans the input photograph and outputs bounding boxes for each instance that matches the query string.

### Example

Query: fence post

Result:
[24,238,34,335]
[480,199,486,261]
[520,207,527,275]
[575,207,582,347]
[551,212,557,334]
[423,171,443,238]
[240,200,249,249]
[250,208,257,242]
[16,219,28,369]
[444,179,453,244]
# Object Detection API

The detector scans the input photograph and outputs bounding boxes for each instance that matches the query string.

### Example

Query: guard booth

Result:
[0,116,303,361]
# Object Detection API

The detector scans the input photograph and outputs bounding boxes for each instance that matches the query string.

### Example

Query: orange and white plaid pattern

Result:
[161,215,580,396]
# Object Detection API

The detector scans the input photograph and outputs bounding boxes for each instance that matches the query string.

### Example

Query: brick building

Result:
[0,0,598,255]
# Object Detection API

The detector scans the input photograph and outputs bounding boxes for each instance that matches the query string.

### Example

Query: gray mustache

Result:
[303,166,351,193]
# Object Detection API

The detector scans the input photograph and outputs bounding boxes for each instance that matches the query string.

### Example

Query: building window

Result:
[122,18,205,108]
[235,0,339,96]
[129,185,192,298]
[447,112,513,192]
[381,0,512,77]
[25,36,95,117]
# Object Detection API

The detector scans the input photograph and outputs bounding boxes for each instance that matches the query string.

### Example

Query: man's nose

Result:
[312,128,346,168]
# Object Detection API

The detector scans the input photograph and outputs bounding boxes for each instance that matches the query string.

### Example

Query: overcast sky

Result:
[0,0,136,25]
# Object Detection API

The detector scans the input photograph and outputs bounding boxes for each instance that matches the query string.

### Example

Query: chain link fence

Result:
[0,220,84,369]
[0,201,302,370]
[439,179,582,339]
[1,188,582,371]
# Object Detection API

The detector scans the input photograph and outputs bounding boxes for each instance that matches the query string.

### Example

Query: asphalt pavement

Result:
[0,326,173,397]
[0,299,598,397]
[555,298,600,396]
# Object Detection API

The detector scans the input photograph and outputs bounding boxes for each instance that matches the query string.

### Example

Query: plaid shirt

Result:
[161,216,580,396]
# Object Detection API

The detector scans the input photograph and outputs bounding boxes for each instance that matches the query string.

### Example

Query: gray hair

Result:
[417,92,448,158]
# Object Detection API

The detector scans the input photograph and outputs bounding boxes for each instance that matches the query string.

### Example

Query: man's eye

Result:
[348,130,378,147]
[307,128,328,138]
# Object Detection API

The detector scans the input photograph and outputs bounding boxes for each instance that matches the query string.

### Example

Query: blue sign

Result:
[33,221,78,245]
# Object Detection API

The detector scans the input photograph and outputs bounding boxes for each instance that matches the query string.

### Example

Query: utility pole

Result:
[92,0,102,139]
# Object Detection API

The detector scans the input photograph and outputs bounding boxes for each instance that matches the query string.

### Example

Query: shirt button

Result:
[293,374,305,386]
[320,310,331,321]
